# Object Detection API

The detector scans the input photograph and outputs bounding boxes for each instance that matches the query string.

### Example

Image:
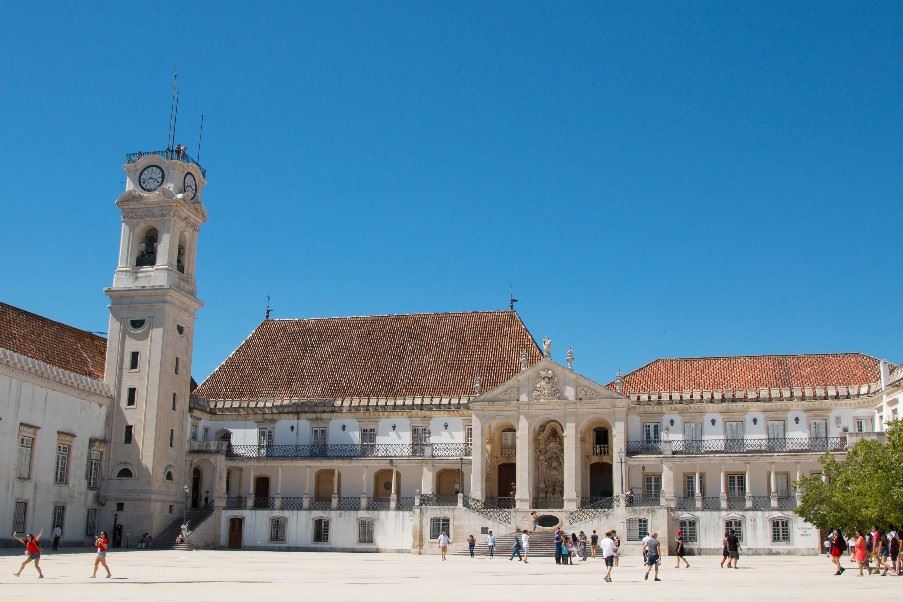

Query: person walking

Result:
[643,531,662,581]
[674,529,689,568]
[579,531,588,561]
[51,525,62,552]
[486,530,496,559]
[91,531,112,578]
[725,530,741,569]
[509,531,523,561]
[530,511,540,531]
[887,527,900,576]
[438,530,449,561]
[467,534,476,558]
[642,531,651,566]
[720,530,730,568]
[590,530,599,559]
[601,531,616,582]
[522,530,530,564]
[611,530,621,566]
[554,530,563,565]
[854,529,867,576]
[828,528,847,575]
[12,530,44,578]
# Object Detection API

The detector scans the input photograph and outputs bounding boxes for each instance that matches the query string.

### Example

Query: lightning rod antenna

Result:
[167,69,179,150]
[196,113,205,163]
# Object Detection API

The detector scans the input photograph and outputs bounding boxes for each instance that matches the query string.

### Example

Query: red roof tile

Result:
[195,310,541,401]
[612,353,886,395]
[0,302,107,381]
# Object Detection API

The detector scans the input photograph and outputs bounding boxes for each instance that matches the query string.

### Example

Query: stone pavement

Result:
[1,550,899,601]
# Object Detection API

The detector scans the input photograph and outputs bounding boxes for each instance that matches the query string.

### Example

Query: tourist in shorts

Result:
[725,530,741,569]
[91,531,112,578]
[674,529,689,568]
[720,530,730,568]
[590,529,599,558]
[522,530,530,564]
[12,530,44,578]
[438,530,449,561]
[601,531,616,582]
[467,534,476,558]
[611,530,621,566]
[486,530,495,558]
[643,531,662,581]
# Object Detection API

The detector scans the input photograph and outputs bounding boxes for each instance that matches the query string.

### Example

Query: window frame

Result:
[13,501,27,533]
[124,425,133,444]
[128,351,140,371]
[17,435,34,480]
[642,422,660,442]
[313,517,330,543]
[725,518,744,542]
[626,517,648,541]
[311,427,327,447]
[87,449,102,490]
[358,518,375,544]
[429,516,451,540]
[679,518,698,543]
[684,473,705,497]
[54,442,71,485]
[360,427,376,446]
[126,387,137,407]
[465,426,473,446]
[770,517,791,544]
[84,508,98,537]
[726,473,746,498]
[52,504,66,531]
[643,474,662,498]
[269,516,287,543]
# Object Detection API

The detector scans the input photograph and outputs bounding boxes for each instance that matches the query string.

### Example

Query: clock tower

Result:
[101,147,207,541]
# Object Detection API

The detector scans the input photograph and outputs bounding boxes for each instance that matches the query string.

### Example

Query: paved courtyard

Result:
[1,550,900,601]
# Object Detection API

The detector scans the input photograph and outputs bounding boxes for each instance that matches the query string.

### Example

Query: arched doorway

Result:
[373,469,400,499]
[191,467,202,508]
[589,462,614,498]
[254,476,270,508]
[534,421,564,508]
[436,469,459,497]
[315,469,340,500]
[486,422,517,499]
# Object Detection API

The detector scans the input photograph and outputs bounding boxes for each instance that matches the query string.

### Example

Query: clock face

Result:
[138,165,165,191]
[183,172,198,199]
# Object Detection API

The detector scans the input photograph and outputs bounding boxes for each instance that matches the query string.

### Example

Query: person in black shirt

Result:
[726,530,741,568]
[590,530,599,558]
[674,529,690,568]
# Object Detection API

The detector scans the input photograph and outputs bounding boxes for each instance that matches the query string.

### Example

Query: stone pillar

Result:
[214,458,227,508]
[275,466,283,509]
[470,415,484,499]
[360,466,369,510]
[795,463,802,505]
[303,466,311,509]
[421,464,434,495]
[769,463,778,509]
[744,462,752,509]
[331,467,339,509]
[515,414,531,509]
[661,460,674,507]
[694,466,703,510]
[563,419,578,510]
[613,414,626,497]
[719,465,727,510]
[246,467,255,509]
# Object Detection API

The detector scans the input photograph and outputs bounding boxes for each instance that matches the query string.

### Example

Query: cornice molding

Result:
[0,347,113,402]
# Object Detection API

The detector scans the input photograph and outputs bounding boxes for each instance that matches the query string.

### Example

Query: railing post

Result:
[331,494,339,510]
[414,489,421,507]
[389,493,397,510]
[457,492,464,508]
[359,494,368,511]
[424,443,433,459]
[302,494,310,510]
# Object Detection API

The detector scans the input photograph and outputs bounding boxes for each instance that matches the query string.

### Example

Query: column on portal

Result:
[661,460,674,507]
[303,466,311,510]
[744,462,752,509]
[769,463,778,509]
[420,463,434,495]
[563,418,578,510]
[360,465,369,510]
[470,415,484,499]
[719,465,727,510]
[275,466,283,509]
[515,413,531,509]
[694,465,703,509]
[612,414,626,498]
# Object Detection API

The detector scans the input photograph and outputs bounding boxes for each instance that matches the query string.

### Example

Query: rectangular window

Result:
[727,474,746,498]
[169,429,174,448]
[767,420,785,439]
[13,501,27,533]
[500,428,516,457]
[684,473,705,497]
[809,419,827,439]
[465,426,473,446]
[203,427,209,441]
[679,518,697,543]
[269,517,286,543]
[52,505,65,531]
[124,425,133,444]
[771,518,790,543]
[174,357,180,375]
[774,472,790,497]
[313,518,330,543]
[429,517,451,540]
[129,351,139,370]
[726,421,744,440]
[644,474,662,498]
[85,509,98,537]
[361,428,376,445]
[413,426,430,445]
[725,518,743,542]
[172,393,177,411]
[358,518,374,544]
[643,423,660,442]
[55,443,70,484]
[311,427,327,447]
[126,387,137,407]
[626,517,648,541]
[191,424,198,441]
[854,418,867,433]
[683,422,700,440]
[17,436,33,480]
[87,450,102,489]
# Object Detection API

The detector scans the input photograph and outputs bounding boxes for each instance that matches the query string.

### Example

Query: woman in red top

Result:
[854,529,867,576]
[12,529,44,578]
[828,529,846,575]
[92,531,112,578]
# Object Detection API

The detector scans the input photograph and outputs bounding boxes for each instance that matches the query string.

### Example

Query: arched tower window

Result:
[176,232,187,273]
[135,227,159,267]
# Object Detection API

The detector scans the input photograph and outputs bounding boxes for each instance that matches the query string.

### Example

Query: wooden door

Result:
[227,517,243,549]
[254,476,270,508]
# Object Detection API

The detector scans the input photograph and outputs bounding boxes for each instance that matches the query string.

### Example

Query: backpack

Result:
[838,536,848,552]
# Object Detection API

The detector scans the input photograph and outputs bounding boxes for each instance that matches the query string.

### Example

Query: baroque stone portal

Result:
[534,421,564,507]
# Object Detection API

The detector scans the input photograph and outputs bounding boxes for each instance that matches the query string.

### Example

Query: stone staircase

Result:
[149,505,215,551]
[454,531,564,558]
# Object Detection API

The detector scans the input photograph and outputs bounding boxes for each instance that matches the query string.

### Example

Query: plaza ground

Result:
[1,549,900,601]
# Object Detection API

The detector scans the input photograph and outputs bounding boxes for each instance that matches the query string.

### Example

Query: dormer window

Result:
[135,228,158,267]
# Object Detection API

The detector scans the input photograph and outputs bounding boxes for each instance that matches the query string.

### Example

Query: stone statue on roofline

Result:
[542,336,551,358]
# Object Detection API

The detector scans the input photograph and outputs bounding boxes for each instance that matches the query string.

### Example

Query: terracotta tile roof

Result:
[195,310,541,401]
[612,353,887,395]
[0,302,107,381]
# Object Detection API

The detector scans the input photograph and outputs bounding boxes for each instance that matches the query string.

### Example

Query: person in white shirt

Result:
[487,531,496,558]
[641,533,652,565]
[438,530,449,561]
[522,530,530,564]
[601,531,617,582]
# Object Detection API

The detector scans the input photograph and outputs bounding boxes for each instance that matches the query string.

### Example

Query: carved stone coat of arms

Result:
[533,369,561,401]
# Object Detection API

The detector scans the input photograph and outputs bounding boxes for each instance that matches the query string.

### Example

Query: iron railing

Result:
[227,443,472,459]
[336,497,361,511]
[776,496,797,510]
[225,496,245,509]
[726,496,747,510]
[419,494,458,507]
[701,496,721,510]
[462,495,513,524]
[624,493,660,507]
[749,496,771,510]
[253,496,276,510]
[482,497,515,509]
[397,496,415,510]
[188,440,229,453]
[368,499,390,510]
[569,496,617,524]
[532,496,564,509]
[628,437,847,456]
[674,496,696,510]
[125,149,206,177]
[309,499,332,511]
[500,446,517,458]
[281,497,304,510]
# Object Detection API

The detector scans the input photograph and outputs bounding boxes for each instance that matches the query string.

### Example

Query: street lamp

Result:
[182,484,190,524]
[617,450,625,495]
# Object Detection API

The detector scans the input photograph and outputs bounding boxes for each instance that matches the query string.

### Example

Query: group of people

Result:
[828,526,901,577]
[11,530,111,579]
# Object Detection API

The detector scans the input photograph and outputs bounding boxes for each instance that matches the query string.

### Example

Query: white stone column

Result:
[744,462,752,509]
[331,468,340,509]
[360,465,369,510]
[515,414,531,509]
[795,463,802,504]
[719,465,727,510]
[694,466,702,510]
[661,460,674,506]
[303,466,311,509]
[275,466,283,509]
[420,464,434,495]
[563,419,578,510]
[769,463,778,509]
[470,415,484,498]
[613,415,626,497]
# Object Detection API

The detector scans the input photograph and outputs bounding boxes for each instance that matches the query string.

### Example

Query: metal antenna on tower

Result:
[508,283,519,311]
[196,113,205,163]
[166,69,179,151]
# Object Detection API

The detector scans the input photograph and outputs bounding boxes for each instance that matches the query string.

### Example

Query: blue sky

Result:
[1,2,900,385]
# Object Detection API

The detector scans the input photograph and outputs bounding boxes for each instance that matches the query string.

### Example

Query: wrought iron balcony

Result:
[226,442,471,460]
[627,436,847,456]
[188,440,230,453]
[500,445,517,458]
[125,148,206,177]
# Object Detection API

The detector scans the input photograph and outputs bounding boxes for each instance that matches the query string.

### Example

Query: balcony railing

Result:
[627,437,847,456]
[592,444,610,456]
[125,148,206,177]
[500,446,516,459]
[189,440,230,453]
[226,443,471,460]
[624,493,660,507]
[225,496,245,509]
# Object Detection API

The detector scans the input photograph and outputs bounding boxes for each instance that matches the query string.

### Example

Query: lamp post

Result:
[617,450,625,495]
[182,484,190,524]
